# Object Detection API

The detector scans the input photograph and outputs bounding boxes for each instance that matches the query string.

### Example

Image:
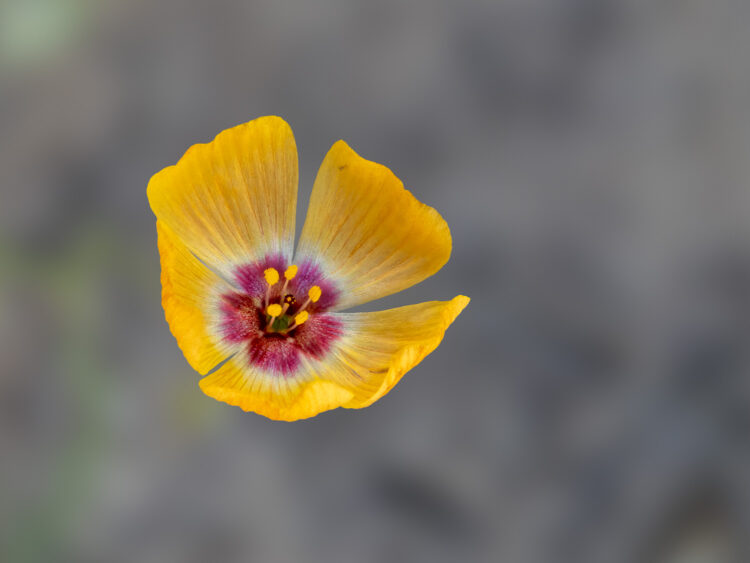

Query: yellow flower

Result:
[147,116,469,421]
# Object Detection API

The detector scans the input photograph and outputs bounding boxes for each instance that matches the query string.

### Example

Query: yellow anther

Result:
[267,304,282,317]
[308,286,322,303]
[263,268,279,286]
[294,311,309,326]
[284,265,298,280]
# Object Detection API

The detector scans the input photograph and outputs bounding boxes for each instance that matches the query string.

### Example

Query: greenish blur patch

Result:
[271,315,292,332]
[0,0,91,69]
[1,222,119,562]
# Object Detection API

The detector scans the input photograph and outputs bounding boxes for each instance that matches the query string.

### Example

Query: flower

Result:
[147,116,469,421]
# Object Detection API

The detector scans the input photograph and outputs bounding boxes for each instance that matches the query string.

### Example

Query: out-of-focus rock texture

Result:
[2,1,750,561]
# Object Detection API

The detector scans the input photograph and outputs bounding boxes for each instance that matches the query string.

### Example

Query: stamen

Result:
[263,268,279,308]
[288,310,309,330]
[267,304,282,317]
[308,286,322,303]
[280,264,297,296]
[296,285,322,315]
[266,303,282,331]
[264,268,280,286]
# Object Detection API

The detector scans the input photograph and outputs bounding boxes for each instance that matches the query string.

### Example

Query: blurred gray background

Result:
[3,0,750,562]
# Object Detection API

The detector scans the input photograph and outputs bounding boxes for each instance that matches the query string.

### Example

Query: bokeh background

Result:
[3,0,750,561]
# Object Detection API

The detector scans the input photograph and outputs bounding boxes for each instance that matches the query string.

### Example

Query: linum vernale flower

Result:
[147,116,469,421]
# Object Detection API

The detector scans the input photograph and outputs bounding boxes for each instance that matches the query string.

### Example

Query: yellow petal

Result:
[197,296,469,420]
[295,141,452,310]
[199,356,354,422]
[157,220,233,374]
[334,295,470,408]
[147,116,298,278]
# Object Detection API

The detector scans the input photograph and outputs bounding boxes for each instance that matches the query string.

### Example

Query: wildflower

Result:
[148,116,469,421]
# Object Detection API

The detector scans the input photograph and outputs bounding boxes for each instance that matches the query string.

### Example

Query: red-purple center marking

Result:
[219,254,342,376]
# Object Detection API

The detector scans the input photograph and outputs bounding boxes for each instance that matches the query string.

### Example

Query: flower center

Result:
[261,266,321,335]
[218,255,343,376]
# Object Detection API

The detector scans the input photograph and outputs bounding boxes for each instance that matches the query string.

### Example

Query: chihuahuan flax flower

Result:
[147,116,469,421]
